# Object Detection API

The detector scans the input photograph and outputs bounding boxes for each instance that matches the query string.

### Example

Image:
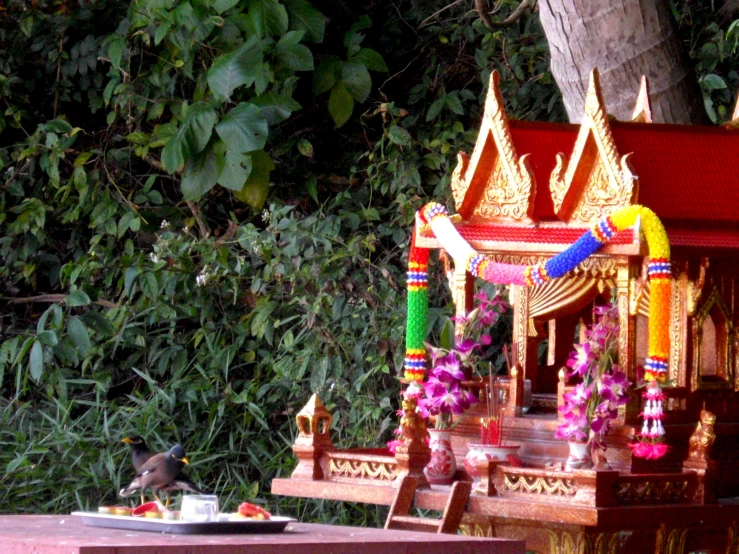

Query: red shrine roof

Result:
[447,69,739,254]
[507,120,739,227]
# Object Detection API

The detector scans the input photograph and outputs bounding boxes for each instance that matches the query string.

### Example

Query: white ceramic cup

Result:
[180,495,219,522]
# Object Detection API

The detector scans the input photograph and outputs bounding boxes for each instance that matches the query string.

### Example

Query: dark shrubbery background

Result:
[0,0,734,523]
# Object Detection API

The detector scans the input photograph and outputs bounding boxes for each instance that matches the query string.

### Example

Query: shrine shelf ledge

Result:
[271,477,739,530]
[0,515,524,554]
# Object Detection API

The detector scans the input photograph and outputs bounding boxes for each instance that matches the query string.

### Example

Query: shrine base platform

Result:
[272,478,739,554]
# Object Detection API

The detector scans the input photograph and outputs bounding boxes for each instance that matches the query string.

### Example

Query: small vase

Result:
[424,429,456,485]
[565,441,594,471]
[464,443,522,483]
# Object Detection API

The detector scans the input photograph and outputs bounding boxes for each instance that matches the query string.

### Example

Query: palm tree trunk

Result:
[538,0,708,124]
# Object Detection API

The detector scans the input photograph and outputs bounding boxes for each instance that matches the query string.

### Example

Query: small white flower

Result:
[261,209,270,223]
[149,252,160,264]
[196,266,209,287]
[182,225,190,233]
[160,219,169,229]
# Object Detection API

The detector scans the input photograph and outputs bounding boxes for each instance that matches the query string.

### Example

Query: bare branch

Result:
[476,0,536,29]
[186,200,210,238]
[2,294,118,309]
[419,0,467,29]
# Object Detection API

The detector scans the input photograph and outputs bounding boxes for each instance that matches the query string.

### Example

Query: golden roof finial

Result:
[631,76,653,123]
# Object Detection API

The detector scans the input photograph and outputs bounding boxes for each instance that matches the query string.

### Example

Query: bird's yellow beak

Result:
[181,457,189,465]
[122,438,133,444]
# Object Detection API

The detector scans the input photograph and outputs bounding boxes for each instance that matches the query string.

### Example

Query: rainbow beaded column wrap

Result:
[406,202,672,459]
[404,233,429,384]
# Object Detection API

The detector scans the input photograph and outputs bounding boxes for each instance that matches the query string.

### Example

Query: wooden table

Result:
[0,515,525,554]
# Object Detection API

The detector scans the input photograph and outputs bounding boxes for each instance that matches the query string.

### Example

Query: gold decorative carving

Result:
[655,525,688,554]
[631,75,653,123]
[546,529,630,554]
[474,153,534,220]
[687,257,710,316]
[394,395,431,486]
[669,262,689,390]
[456,70,536,221]
[630,258,650,317]
[328,458,397,481]
[550,153,568,214]
[501,473,576,496]
[451,151,470,210]
[726,521,739,554]
[549,69,637,224]
[570,156,636,222]
[614,479,690,504]
[459,522,494,537]
[688,409,717,462]
[512,285,529,373]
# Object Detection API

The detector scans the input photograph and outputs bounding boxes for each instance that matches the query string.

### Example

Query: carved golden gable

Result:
[548,69,639,224]
[450,71,536,223]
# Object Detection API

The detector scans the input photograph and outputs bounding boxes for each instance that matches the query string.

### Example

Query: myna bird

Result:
[122,436,205,504]
[122,436,153,472]
[119,444,190,507]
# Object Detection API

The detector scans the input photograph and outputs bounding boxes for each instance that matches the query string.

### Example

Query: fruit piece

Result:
[132,502,161,517]
[237,502,271,520]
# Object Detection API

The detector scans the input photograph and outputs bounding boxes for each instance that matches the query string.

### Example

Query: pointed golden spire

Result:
[631,76,653,123]
[549,69,637,223]
[452,70,536,222]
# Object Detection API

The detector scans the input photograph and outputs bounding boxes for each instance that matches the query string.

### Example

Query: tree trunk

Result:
[538,0,708,124]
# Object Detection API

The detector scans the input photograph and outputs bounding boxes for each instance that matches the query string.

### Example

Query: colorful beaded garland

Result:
[406,202,672,457]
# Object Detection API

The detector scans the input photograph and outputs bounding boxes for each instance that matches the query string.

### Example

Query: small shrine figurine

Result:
[688,409,717,462]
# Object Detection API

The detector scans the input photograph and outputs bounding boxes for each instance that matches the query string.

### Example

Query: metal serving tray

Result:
[71,511,295,534]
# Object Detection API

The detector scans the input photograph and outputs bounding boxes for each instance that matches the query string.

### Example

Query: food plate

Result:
[71,511,295,534]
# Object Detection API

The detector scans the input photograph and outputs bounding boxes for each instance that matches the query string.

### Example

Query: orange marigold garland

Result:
[406,202,672,459]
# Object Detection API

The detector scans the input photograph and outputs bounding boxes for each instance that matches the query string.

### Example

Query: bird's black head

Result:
[169,444,189,465]
[122,436,148,450]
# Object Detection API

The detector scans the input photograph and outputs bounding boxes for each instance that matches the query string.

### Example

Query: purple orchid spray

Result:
[556,302,631,448]
[419,288,508,431]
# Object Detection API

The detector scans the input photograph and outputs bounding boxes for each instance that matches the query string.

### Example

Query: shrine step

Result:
[385,476,471,534]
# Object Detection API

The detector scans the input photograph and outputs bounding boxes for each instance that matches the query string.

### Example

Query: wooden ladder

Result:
[384,475,472,534]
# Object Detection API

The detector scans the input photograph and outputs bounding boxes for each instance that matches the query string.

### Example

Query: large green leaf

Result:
[184,102,217,155]
[341,61,371,103]
[251,93,301,125]
[328,82,354,128]
[284,0,325,43]
[207,37,262,101]
[200,0,239,14]
[218,150,253,190]
[181,145,220,199]
[215,103,268,153]
[234,150,274,208]
[67,317,91,357]
[67,290,91,307]
[313,57,341,95]
[29,341,43,382]
[352,48,387,72]
[247,0,288,38]
[275,31,314,71]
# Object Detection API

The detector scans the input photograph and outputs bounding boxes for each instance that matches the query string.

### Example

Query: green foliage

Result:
[673,0,739,123]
